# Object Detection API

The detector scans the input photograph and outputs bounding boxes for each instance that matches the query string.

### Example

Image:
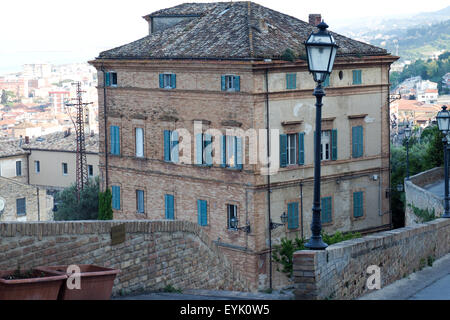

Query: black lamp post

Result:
[405,123,411,180]
[436,105,450,218]
[304,21,338,250]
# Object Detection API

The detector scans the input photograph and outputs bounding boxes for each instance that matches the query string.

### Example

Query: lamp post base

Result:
[442,212,450,218]
[305,236,328,250]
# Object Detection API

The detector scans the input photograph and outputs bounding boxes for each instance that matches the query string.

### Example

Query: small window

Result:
[321,197,332,223]
[286,73,296,89]
[353,191,364,218]
[287,202,299,229]
[16,198,26,216]
[136,128,144,158]
[221,75,240,92]
[62,163,68,175]
[287,134,297,165]
[105,72,117,87]
[159,73,176,89]
[197,199,208,226]
[112,185,121,210]
[88,165,94,177]
[16,161,22,176]
[136,190,145,214]
[35,161,40,173]
[321,131,331,161]
[352,70,362,85]
[339,71,343,80]
[227,204,237,229]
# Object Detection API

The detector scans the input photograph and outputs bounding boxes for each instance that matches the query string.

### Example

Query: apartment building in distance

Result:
[90,2,398,290]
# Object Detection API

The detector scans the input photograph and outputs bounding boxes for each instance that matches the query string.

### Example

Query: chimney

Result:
[309,14,322,26]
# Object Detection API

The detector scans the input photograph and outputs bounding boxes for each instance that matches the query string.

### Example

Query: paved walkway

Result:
[424,179,449,199]
[115,288,295,300]
[360,253,450,300]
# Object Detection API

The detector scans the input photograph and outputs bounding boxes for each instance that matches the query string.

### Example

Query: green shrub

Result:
[98,188,113,220]
[281,48,297,62]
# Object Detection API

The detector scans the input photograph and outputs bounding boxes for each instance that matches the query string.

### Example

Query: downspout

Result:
[26,152,30,185]
[100,64,109,191]
[300,182,304,239]
[36,187,40,221]
[265,68,273,290]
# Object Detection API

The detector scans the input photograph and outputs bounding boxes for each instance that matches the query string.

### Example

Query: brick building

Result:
[90,2,398,290]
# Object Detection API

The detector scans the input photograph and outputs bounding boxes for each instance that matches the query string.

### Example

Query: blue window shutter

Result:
[195,133,203,165]
[171,130,179,163]
[105,72,111,87]
[110,126,119,155]
[165,194,174,219]
[358,126,363,158]
[137,191,144,213]
[354,192,364,218]
[115,126,120,155]
[220,135,226,168]
[221,76,226,91]
[171,74,176,89]
[197,200,207,226]
[204,134,213,166]
[159,74,164,88]
[288,202,299,229]
[234,76,240,92]
[112,186,120,210]
[286,74,290,89]
[110,126,115,154]
[298,132,304,165]
[353,70,362,84]
[164,130,171,162]
[197,200,202,225]
[331,129,337,160]
[323,74,330,87]
[321,197,331,223]
[236,136,243,170]
[280,134,288,168]
[352,126,358,158]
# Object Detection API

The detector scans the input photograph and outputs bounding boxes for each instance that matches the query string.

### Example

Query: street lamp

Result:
[270,212,288,230]
[304,21,338,249]
[436,105,450,218]
[404,123,411,180]
[229,216,251,233]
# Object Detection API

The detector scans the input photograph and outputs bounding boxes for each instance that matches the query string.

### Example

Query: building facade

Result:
[90,2,397,290]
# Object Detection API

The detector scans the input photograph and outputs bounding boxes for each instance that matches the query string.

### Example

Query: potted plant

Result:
[0,267,67,300]
[36,265,120,300]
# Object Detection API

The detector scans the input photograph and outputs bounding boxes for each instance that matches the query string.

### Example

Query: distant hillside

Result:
[370,19,450,61]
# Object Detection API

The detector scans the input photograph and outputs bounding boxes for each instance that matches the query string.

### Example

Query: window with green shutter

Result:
[16,198,26,216]
[164,130,179,163]
[323,74,330,87]
[321,197,332,224]
[352,126,364,158]
[104,72,117,87]
[331,129,338,160]
[159,73,176,89]
[111,186,121,210]
[298,132,304,165]
[165,194,174,220]
[287,202,299,229]
[197,199,208,226]
[286,73,296,89]
[222,75,240,92]
[352,70,362,85]
[353,191,364,218]
[110,125,120,155]
[280,134,288,167]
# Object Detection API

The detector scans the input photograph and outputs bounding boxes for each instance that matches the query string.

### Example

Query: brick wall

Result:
[293,218,450,299]
[0,220,250,295]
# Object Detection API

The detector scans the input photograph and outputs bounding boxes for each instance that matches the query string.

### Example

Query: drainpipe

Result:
[265,68,273,290]
[300,182,304,239]
[36,187,40,221]
[100,64,109,191]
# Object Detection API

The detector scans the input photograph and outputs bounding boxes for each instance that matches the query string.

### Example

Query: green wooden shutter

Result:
[221,75,226,91]
[298,132,304,165]
[204,134,212,166]
[321,197,331,223]
[280,134,288,168]
[236,136,243,170]
[195,133,203,165]
[159,74,164,88]
[164,130,171,162]
[110,126,120,155]
[171,74,176,88]
[165,194,174,219]
[112,186,120,210]
[353,192,364,218]
[323,74,330,87]
[353,70,362,85]
[331,129,337,160]
[352,126,363,158]
[220,135,226,168]
[197,200,207,226]
[358,126,363,158]
[115,126,120,155]
[234,76,240,92]
[105,72,111,87]
[288,202,299,229]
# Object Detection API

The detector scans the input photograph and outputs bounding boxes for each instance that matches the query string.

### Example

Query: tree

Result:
[98,188,113,220]
[1,90,15,105]
[53,178,99,221]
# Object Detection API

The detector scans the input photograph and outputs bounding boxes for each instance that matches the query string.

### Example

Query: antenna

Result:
[65,82,93,200]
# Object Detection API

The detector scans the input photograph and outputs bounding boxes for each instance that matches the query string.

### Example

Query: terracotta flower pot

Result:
[0,269,67,300]
[36,265,120,300]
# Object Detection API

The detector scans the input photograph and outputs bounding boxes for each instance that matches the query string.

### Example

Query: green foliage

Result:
[408,204,436,222]
[389,49,450,93]
[281,48,297,62]
[53,178,99,221]
[98,188,113,220]
[1,90,15,106]
[390,124,444,227]
[272,231,361,277]
[163,284,182,293]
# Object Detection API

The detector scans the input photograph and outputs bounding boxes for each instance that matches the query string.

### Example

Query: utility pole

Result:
[65,82,92,200]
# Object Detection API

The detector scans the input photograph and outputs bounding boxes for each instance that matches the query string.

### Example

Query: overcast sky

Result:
[0,0,448,74]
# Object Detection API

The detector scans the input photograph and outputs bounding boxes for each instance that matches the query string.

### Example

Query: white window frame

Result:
[163,73,173,89]
[135,127,144,158]
[225,75,236,91]
[287,133,297,165]
[321,130,331,161]
[62,162,68,176]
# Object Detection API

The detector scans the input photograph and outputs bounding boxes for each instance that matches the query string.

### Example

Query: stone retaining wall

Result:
[0,220,250,295]
[293,218,450,300]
